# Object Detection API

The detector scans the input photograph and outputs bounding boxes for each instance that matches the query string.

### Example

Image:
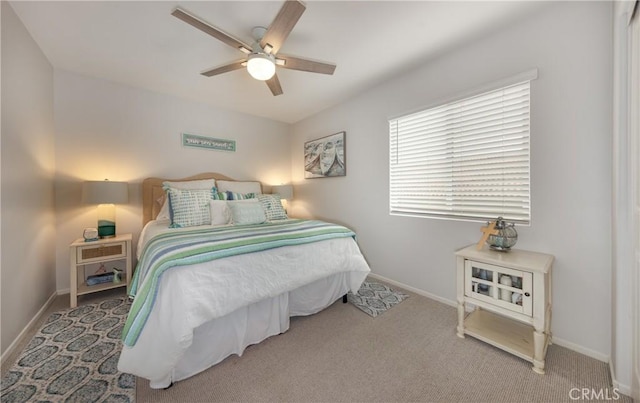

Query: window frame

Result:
[388,69,538,224]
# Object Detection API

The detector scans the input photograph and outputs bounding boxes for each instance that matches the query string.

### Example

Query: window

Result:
[389,75,535,224]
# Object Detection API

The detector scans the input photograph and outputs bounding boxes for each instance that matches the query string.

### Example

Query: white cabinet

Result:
[456,244,553,374]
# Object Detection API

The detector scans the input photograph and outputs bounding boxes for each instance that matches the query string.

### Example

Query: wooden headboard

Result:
[142,172,248,226]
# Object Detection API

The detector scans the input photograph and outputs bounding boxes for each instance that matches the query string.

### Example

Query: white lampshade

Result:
[272,184,293,200]
[247,53,276,81]
[83,180,129,204]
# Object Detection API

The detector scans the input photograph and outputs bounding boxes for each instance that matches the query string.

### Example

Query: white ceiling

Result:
[10,1,548,124]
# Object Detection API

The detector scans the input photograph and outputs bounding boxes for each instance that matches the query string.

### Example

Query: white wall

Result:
[290,2,613,358]
[1,2,56,355]
[53,71,291,291]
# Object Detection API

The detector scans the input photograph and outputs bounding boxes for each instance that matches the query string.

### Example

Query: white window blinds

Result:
[389,80,532,224]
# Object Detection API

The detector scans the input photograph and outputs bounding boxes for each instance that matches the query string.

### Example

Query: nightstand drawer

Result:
[77,241,126,263]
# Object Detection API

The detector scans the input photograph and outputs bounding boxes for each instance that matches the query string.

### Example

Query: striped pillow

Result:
[257,194,288,221]
[212,191,257,201]
[165,187,212,228]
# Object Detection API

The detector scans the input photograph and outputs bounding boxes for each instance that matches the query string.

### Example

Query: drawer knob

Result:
[524,292,531,297]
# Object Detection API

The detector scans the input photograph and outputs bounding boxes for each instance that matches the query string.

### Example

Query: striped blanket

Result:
[122,219,355,346]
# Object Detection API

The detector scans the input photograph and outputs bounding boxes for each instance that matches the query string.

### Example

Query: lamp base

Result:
[97,204,116,238]
[98,222,116,238]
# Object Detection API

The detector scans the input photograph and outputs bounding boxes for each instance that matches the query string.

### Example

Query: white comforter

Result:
[118,220,370,385]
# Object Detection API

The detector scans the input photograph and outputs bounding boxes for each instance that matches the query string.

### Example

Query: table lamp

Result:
[272,184,293,201]
[82,179,129,238]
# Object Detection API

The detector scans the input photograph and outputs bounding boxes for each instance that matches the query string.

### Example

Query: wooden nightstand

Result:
[69,233,132,308]
[455,244,554,374]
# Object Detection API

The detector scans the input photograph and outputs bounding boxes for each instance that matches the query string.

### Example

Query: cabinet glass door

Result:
[470,267,494,298]
[465,260,533,316]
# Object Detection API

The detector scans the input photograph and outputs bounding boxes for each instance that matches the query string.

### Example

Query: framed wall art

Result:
[182,133,236,152]
[304,131,346,178]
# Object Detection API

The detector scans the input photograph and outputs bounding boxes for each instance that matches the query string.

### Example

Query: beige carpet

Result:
[136,284,631,403]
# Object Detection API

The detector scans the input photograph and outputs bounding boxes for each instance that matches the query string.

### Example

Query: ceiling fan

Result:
[172,0,336,96]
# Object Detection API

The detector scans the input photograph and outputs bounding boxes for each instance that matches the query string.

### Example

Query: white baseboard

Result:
[0,291,58,366]
[551,336,610,363]
[367,272,458,308]
[367,273,614,363]
[610,357,618,388]
[608,358,632,397]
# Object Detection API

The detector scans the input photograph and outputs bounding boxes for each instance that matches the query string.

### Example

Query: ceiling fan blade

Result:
[172,8,252,53]
[201,60,246,77]
[260,0,306,55]
[277,55,336,75]
[266,74,284,96]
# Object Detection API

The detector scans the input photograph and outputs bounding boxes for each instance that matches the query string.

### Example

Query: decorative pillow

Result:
[156,195,171,220]
[216,180,261,194]
[227,200,266,225]
[156,179,217,220]
[212,190,257,201]
[165,187,212,228]
[210,200,232,226]
[257,194,288,221]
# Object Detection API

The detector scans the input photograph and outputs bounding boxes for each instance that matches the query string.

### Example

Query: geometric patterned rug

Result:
[0,298,135,403]
[347,281,409,317]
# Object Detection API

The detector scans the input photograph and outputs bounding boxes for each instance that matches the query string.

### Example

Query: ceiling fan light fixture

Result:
[173,1,335,96]
[247,53,276,81]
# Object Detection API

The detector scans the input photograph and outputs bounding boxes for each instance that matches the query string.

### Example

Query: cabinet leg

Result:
[456,300,465,338]
[546,305,553,345]
[532,327,546,374]
[70,266,78,308]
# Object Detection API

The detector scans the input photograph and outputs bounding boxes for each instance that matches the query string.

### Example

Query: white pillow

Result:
[157,196,171,220]
[163,179,217,190]
[157,179,217,220]
[216,180,261,195]
[210,200,232,226]
[227,200,266,225]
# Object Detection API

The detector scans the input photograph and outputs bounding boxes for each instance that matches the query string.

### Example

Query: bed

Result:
[117,173,371,388]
